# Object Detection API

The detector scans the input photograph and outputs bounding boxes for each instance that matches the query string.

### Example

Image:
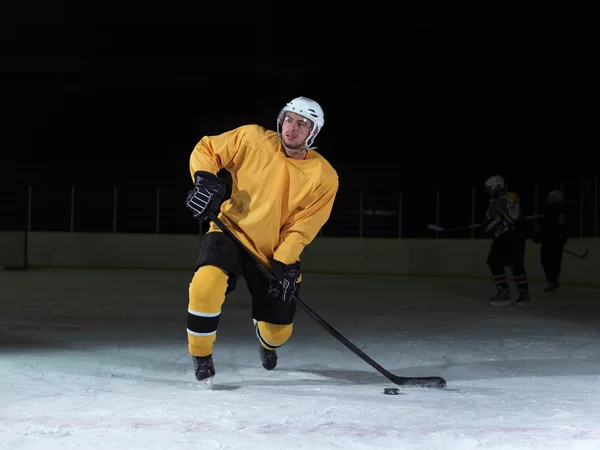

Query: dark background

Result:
[2,7,599,237]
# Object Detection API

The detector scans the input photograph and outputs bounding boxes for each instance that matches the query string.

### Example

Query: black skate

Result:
[259,343,277,370]
[516,290,532,308]
[489,287,511,307]
[544,282,559,292]
[193,355,215,388]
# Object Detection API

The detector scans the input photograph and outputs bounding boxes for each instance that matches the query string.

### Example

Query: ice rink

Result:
[1,268,600,450]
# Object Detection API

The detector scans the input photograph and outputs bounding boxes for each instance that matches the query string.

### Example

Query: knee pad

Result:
[187,265,229,357]
[255,320,293,350]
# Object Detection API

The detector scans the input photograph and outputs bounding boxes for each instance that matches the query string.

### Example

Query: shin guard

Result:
[187,265,229,357]
[254,320,293,351]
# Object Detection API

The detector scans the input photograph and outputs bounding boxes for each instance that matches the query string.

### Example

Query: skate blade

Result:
[204,376,214,390]
[490,301,512,307]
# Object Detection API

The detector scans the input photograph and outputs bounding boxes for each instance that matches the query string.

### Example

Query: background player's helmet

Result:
[485,175,505,191]
[485,175,505,197]
[277,97,325,149]
[546,190,564,205]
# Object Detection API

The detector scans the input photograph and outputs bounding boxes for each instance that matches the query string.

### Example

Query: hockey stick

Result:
[564,247,589,259]
[427,224,480,233]
[427,214,546,233]
[208,213,447,389]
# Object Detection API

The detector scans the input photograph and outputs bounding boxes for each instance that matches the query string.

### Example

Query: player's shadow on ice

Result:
[294,368,390,385]
[211,384,241,391]
[216,367,390,388]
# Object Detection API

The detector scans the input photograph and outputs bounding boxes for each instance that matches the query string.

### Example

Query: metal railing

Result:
[1,174,598,238]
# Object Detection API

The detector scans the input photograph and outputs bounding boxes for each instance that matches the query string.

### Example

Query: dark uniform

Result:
[534,191,567,291]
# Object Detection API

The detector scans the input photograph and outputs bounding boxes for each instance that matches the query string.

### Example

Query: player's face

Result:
[281,112,313,150]
[487,186,500,198]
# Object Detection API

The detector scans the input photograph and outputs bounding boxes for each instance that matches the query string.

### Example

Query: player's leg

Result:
[509,232,531,306]
[543,237,564,291]
[540,240,553,288]
[187,231,240,384]
[487,235,511,306]
[243,256,299,370]
[554,238,566,288]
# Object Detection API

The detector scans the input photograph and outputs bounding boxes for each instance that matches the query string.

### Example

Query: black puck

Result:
[383,387,399,395]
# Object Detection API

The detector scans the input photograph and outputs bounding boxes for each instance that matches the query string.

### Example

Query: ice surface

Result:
[1,269,600,449]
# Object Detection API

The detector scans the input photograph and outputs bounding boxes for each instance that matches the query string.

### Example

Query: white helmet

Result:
[546,190,564,204]
[277,96,325,149]
[485,175,505,191]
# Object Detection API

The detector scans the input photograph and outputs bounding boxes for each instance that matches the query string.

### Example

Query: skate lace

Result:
[193,356,212,371]
[261,347,276,362]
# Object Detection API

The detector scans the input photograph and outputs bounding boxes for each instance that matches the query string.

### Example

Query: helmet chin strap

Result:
[280,135,308,154]
[282,143,307,154]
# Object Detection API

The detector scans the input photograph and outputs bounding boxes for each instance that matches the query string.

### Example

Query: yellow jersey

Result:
[190,124,339,268]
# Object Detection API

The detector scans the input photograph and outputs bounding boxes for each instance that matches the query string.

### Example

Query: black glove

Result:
[268,259,301,304]
[482,214,502,233]
[488,198,507,215]
[186,171,226,220]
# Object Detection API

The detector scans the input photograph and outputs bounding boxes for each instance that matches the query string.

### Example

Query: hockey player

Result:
[184,97,339,386]
[533,190,568,291]
[482,175,531,307]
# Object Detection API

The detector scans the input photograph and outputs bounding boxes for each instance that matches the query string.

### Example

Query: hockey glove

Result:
[483,214,502,233]
[488,198,507,215]
[186,171,226,220]
[268,259,301,304]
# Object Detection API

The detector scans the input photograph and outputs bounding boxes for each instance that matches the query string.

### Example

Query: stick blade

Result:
[426,224,445,232]
[390,375,447,389]
[565,248,589,259]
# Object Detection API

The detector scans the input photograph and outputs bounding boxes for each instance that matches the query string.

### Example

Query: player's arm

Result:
[273,178,339,265]
[186,126,246,219]
[266,178,338,303]
[189,126,247,180]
